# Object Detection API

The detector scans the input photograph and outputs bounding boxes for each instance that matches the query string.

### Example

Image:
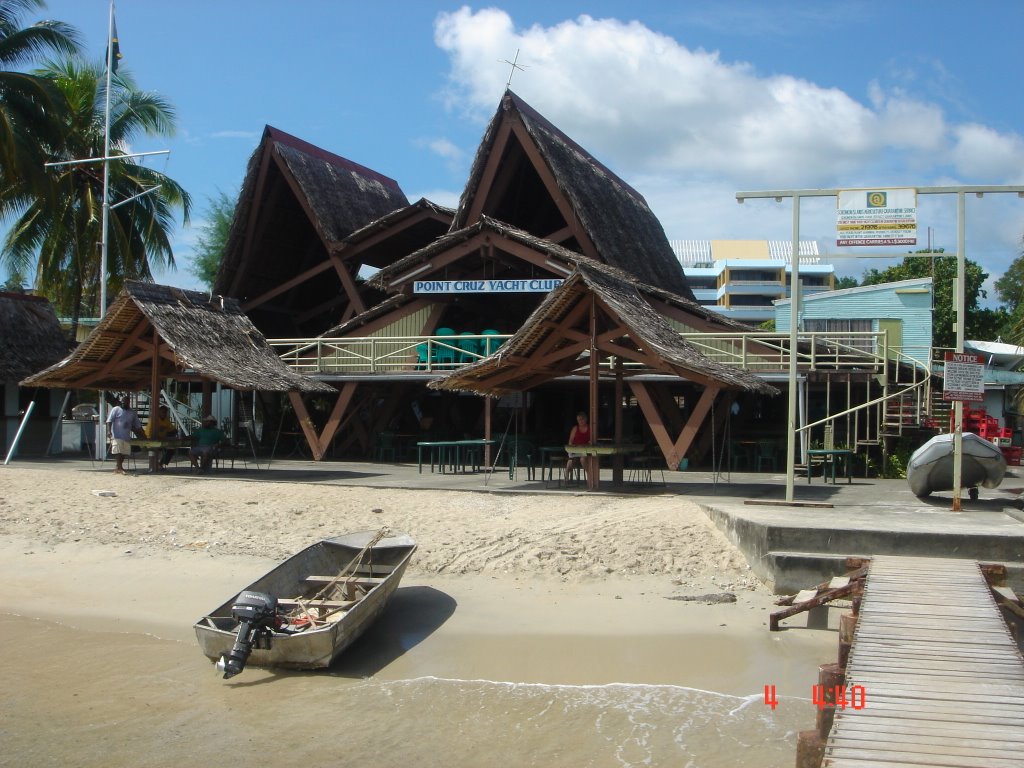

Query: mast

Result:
[96,0,115,459]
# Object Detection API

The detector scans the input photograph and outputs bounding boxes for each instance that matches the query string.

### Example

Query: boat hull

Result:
[907,433,1006,498]
[194,531,416,670]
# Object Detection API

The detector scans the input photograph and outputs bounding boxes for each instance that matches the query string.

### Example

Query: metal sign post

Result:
[736,185,1024,506]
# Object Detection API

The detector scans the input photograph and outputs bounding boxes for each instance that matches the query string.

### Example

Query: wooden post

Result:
[795,731,825,768]
[838,611,857,669]
[613,356,624,485]
[815,663,845,738]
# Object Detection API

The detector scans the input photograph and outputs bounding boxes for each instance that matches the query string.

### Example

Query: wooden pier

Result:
[823,555,1024,767]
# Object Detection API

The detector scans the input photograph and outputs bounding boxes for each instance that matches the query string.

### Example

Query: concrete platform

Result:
[18,455,1024,594]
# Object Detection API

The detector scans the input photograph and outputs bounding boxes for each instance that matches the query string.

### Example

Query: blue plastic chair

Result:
[416,342,430,370]
[481,329,503,356]
[434,327,457,367]
[457,332,480,363]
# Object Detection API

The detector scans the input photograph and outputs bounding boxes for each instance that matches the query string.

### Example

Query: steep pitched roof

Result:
[430,261,774,397]
[451,91,694,300]
[22,281,333,393]
[0,292,69,384]
[213,126,411,337]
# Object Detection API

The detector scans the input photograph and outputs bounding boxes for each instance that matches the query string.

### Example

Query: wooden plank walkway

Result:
[824,555,1024,767]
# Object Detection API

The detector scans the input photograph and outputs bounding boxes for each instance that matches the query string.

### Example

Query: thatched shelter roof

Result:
[213,126,410,337]
[0,292,69,385]
[341,197,454,269]
[366,216,748,329]
[430,261,776,397]
[22,282,333,393]
[451,91,695,301]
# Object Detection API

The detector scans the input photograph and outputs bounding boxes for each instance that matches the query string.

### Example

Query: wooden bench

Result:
[303,575,386,586]
[277,598,356,609]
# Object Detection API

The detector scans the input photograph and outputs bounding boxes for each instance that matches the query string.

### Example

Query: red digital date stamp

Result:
[763,684,866,710]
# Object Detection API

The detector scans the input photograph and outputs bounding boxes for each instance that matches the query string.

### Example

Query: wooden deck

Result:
[824,555,1024,767]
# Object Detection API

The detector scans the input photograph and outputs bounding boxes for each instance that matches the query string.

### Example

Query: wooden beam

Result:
[241,259,334,312]
[229,141,276,296]
[329,253,366,316]
[288,391,324,461]
[631,382,720,468]
[509,120,600,262]
[315,383,356,456]
[465,119,514,225]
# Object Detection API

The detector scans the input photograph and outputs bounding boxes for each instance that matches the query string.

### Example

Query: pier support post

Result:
[838,611,857,668]
[795,730,825,768]
[816,663,845,738]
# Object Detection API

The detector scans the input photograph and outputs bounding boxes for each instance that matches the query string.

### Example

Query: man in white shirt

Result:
[106,397,143,474]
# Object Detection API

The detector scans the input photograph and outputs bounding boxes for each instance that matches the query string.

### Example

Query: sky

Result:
[12,0,1024,305]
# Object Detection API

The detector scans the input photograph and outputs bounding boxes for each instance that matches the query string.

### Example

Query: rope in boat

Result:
[285,526,390,625]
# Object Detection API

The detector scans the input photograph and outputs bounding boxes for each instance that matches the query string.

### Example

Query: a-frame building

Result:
[260,92,778,464]
[215,126,451,338]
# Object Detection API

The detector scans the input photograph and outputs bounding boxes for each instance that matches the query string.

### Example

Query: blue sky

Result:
[15,1,1024,304]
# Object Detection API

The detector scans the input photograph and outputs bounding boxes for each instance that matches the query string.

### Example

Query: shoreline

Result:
[0,463,836,766]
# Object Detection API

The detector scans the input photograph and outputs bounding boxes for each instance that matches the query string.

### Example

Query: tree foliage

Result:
[1,58,190,336]
[190,190,234,289]
[861,249,1009,348]
[994,237,1024,320]
[0,0,80,195]
[834,275,858,290]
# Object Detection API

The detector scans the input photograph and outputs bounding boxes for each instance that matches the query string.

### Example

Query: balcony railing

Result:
[269,331,918,377]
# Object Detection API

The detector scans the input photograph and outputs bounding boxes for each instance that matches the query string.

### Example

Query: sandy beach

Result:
[0,463,836,767]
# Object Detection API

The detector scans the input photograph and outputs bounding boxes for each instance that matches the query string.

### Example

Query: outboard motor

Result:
[216,591,280,679]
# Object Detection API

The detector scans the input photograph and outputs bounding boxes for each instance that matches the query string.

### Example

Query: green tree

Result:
[834,275,858,290]
[1,58,190,336]
[0,0,80,194]
[190,189,234,289]
[861,249,1009,348]
[994,237,1024,327]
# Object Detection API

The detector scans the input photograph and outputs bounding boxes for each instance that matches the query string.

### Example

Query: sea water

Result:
[0,612,818,768]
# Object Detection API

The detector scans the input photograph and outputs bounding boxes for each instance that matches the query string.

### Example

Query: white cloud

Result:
[951,124,1024,181]
[433,7,1024,287]
[210,130,259,140]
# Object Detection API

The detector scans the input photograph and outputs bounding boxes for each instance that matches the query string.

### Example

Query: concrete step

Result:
[766,550,1024,595]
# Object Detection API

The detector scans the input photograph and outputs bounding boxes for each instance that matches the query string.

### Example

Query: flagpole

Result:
[96,0,115,460]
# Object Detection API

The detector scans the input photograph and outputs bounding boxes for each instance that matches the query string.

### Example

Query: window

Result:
[804,318,874,352]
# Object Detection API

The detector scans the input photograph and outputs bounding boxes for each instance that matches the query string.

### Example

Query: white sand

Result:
[0,465,761,590]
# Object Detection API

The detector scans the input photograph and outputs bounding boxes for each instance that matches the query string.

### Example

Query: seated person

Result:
[565,411,591,485]
[190,415,226,471]
[146,405,178,467]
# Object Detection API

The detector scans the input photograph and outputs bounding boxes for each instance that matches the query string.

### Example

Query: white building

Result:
[670,239,835,325]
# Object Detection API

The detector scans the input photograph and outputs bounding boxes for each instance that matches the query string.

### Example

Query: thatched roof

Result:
[213,126,410,337]
[22,282,334,393]
[368,215,748,330]
[451,91,695,300]
[341,197,454,269]
[430,261,776,397]
[0,292,69,385]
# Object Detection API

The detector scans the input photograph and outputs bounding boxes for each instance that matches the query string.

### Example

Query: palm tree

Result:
[2,57,190,335]
[0,0,80,194]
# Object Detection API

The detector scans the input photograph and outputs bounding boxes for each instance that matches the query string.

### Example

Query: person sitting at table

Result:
[146,405,178,468]
[565,411,591,486]
[190,415,225,472]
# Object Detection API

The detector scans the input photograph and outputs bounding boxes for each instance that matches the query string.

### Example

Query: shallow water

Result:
[0,610,822,768]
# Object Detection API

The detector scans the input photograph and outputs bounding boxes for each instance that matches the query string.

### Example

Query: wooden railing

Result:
[269,331,918,377]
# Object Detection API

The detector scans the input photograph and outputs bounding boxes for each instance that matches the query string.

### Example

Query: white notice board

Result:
[943,352,985,402]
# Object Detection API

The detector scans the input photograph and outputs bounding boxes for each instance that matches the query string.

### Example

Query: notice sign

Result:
[414,278,563,294]
[836,189,917,247]
[943,352,985,402]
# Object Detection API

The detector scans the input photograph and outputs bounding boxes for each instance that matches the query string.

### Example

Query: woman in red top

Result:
[566,412,591,486]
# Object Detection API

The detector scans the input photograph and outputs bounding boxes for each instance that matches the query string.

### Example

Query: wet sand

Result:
[0,539,834,767]
[0,465,837,766]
